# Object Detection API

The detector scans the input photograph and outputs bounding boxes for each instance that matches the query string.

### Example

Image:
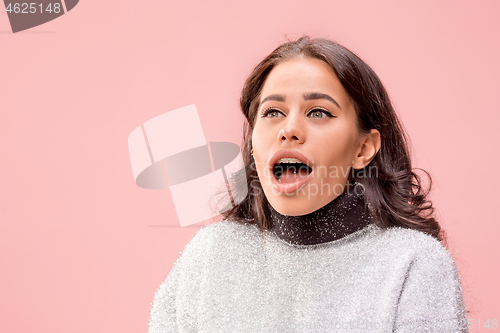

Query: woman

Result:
[148,36,469,332]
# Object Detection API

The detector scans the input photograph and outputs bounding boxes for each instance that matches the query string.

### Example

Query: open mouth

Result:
[268,151,314,194]
[273,161,313,183]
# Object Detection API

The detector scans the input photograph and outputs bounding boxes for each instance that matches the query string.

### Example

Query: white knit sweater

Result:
[148,220,469,332]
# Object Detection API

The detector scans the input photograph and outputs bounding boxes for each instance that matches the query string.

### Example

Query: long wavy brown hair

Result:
[216,36,444,243]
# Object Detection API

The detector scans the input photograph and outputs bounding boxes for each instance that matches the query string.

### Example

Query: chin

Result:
[267,196,319,216]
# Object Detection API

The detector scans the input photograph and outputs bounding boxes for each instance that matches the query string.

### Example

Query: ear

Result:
[352,129,381,170]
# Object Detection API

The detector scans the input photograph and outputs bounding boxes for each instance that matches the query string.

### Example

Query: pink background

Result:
[1,1,499,332]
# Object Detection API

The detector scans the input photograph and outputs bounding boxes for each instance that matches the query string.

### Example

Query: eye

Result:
[261,107,284,118]
[308,108,334,118]
[260,107,335,119]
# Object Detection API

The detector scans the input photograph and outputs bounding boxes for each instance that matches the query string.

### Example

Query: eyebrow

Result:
[259,92,342,110]
[260,94,286,105]
[303,92,342,110]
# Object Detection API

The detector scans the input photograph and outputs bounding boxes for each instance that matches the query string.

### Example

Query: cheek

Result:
[317,131,357,168]
[251,128,269,173]
[252,121,273,150]
[251,130,262,159]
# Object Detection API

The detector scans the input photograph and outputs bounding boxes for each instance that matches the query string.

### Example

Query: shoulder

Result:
[379,226,449,254]
[370,226,458,273]
[178,220,262,260]
[191,219,261,245]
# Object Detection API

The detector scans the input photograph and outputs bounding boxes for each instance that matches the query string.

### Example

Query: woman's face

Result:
[251,56,374,216]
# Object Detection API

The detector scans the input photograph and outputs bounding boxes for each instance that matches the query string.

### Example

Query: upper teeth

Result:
[276,158,304,164]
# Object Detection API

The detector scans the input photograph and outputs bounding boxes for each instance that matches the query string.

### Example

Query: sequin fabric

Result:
[268,183,372,245]
[148,207,469,332]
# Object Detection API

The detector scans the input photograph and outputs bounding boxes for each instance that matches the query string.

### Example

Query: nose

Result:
[277,114,305,144]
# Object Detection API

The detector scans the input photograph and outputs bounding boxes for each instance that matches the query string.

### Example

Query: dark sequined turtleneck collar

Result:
[268,183,372,246]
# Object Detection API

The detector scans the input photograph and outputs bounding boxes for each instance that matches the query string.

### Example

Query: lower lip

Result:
[270,166,313,195]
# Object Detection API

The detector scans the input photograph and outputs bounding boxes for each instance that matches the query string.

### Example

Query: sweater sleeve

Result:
[147,257,182,333]
[394,240,469,333]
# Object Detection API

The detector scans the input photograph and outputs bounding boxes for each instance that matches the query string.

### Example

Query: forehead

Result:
[261,57,346,97]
